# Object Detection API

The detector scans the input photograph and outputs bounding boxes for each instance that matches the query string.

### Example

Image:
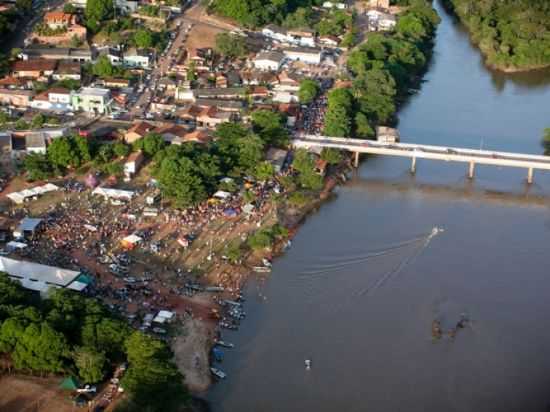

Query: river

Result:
[207,1,550,411]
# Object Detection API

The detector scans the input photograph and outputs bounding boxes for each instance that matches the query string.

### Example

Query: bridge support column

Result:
[411,157,417,174]
[468,161,475,179]
[527,168,534,184]
[354,152,359,168]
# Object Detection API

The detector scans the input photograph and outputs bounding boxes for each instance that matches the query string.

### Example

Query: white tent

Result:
[213,190,231,200]
[153,310,175,324]
[92,187,135,200]
[7,183,59,204]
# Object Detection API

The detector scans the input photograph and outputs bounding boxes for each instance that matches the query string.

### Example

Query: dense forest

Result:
[0,273,188,412]
[323,0,440,138]
[443,0,550,71]
[209,0,324,28]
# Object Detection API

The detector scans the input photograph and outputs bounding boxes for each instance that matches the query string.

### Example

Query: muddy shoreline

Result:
[177,158,354,399]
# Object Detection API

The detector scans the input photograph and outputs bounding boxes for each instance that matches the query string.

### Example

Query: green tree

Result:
[157,156,207,207]
[254,161,275,181]
[354,112,374,138]
[23,153,53,181]
[251,110,288,147]
[214,32,248,58]
[292,149,323,190]
[12,322,69,373]
[114,142,130,158]
[15,0,32,13]
[14,118,29,130]
[298,79,320,104]
[85,0,113,32]
[142,133,165,157]
[74,347,107,383]
[541,128,550,155]
[48,136,81,168]
[63,3,76,13]
[74,135,92,163]
[92,55,115,78]
[320,148,342,165]
[96,144,114,163]
[31,113,46,129]
[134,28,154,49]
[0,273,28,307]
[122,332,188,411]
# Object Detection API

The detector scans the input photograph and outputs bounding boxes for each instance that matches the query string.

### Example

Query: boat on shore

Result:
[210,367,227,379]
[214,340,235,348]
[252,266,271,273]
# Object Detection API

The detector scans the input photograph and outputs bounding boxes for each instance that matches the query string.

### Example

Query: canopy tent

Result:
[153,310,175,324]
[92,187,135,200]
[7,183,59,204]
[213,190,231,200]
[60,376,80,391]
[223,208,238,218]
[67,274,93,291]
[13,217,42,238]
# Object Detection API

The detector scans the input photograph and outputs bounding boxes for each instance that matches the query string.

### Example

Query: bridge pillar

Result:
[411,156,417,174]
[468,161,475,179]
[527,168,534,184]
[354,152,359,168]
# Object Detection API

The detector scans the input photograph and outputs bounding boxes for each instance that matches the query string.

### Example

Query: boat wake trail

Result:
[358,226,444,296]
[298,234,430,278]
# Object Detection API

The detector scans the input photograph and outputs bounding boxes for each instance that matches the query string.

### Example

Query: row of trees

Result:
[0,273,188,411]
[210,0,325,28]
[23,134,131,180]
[444,0,550,71]
[323,0,440,138]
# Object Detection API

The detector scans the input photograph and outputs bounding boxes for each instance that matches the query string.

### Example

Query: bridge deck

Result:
[293,135,550,171]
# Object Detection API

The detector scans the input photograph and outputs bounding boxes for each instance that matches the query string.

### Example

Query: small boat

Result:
[305,359,311,370]
[253,266,271,273]
[215,340,234,348]
[210,367,227,379]
[220,322,238,330]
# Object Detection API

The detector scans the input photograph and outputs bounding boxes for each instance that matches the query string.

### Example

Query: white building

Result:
[253,51,285,71]
[282,47,322,65]
[366,9,397,31]
[71,87,112,114]
[123,49,151,69]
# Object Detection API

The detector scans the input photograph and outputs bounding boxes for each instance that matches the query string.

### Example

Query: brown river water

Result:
[207,1,550,411]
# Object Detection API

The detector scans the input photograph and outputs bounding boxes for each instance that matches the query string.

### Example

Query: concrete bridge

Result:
[293,134,550,184]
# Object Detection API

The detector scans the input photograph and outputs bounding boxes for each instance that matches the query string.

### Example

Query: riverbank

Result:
[173,157,354,395]
[441,0,550,74]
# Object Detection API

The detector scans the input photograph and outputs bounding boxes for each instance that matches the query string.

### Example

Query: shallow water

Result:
[207,2,550,411]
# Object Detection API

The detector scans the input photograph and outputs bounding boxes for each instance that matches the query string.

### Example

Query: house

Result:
[43,12,75,29]
[20,47,94,62]
[124,151,144,177]
[116,0,139,13]
[98,47,123,65]
[123,48,151,69]
[187,48,212,71]
[194,88,245,100]
[159,77,177,91]
[272,90,298,103]
[12,59,57,80]
[52,61,81,80]
[0,133,12,157]
[226,70,242,87]
[155,124,190,144]
[179,130,211,144]
[195,98,244,112]
[253,51,285,71]
[262,25,289,43]
[287,28,316,48]
[367,0,390,10]
[241,70,278,86]
[0,76,29,89]
[282,47,322,65]
[176,105,202,125]
[14,217,43,239]
[196,106,234,128]
[174,85,195,102]
[376,126,399,143]
[366,9,397,31]
[104,78,130,89]
[71,87,111,114]
[275,71,301,92]
[25,133,47,154]
[215,73,228,88]
[124,121,156,143]
[30,87,72,112]
[319,35,339,47]
[0,89,33,107]
[249,86,270,100]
